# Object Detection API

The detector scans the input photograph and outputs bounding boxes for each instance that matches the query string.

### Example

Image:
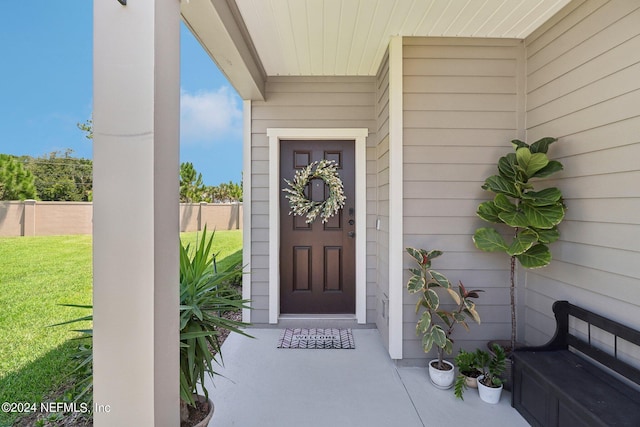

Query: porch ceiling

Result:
[181,0,571,99]
[235,0,570,76]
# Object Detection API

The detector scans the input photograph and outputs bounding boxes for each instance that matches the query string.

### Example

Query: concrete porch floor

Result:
[204,328,530,426]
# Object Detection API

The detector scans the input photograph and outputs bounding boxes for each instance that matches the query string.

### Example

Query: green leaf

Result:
[516,244,551,268]
[430,270,451,288]
[466,305,481,324]
[436,311,452,326]
[532,160,563,178]
[511,139,529,150]
[473,228,508,252]
[180,330,219,340]
[534,227,560,244]
[422,332,435,353]
[427,250,443,260]
[426,288,440,309]
[493,194,516,212]
[477,201,502,223]
[507,229,538,256]
[409,267,422,277]
[498,153,518,180]
[521,187,562,206]
[431,325,447,348]
[406,247,425,264]
[498,210,528,228]
[522,203,565,229]
[516,147,549,178]
[443,340,453,355]
[529,137,557,154]
[407,275,425,293]
[482,175,519,198]
[417,311,431,334]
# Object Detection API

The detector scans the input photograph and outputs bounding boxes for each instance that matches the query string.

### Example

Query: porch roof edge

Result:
[181,0,266,101]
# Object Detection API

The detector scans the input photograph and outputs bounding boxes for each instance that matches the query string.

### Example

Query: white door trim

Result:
[267,128,368,324]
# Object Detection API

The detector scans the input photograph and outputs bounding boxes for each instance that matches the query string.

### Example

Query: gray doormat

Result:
[277,328,355,349]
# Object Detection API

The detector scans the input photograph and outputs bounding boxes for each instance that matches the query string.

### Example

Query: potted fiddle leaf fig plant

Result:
[180,227,251,425]
[406,248,483,390]
[473,137,565,354]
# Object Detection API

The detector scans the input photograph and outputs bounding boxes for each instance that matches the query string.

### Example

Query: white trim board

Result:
[242,100,252,323]
[267,128,369,324]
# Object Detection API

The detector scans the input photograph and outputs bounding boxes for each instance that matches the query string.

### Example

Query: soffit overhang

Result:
[182,0,572,100]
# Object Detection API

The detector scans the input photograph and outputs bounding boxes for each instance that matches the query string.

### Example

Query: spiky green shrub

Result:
[179,227,251,421]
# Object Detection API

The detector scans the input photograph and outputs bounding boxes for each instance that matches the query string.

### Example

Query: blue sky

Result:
[0,1,243,186]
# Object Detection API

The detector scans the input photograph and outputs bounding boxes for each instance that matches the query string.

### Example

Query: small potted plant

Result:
[476,344,507,404]
[179,227,251,425]
[406,247,483,389]
[454,349,483,399]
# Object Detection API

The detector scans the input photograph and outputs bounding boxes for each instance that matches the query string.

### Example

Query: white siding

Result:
[250,76,377,323]
[401,38,526,362]
[522,0,640,361]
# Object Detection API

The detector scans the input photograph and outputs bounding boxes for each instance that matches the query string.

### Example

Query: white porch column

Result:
[93,0,180,425]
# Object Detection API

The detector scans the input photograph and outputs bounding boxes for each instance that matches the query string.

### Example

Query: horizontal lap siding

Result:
[250,76,377,324]
[402,38,525,361]
[523,0,640,359]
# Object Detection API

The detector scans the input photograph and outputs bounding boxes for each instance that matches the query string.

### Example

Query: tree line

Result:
[0,151,241,203]
[179,162,242,203]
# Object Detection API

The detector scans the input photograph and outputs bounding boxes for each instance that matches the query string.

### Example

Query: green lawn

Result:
[0,230,242,426]
[181,230,243,274]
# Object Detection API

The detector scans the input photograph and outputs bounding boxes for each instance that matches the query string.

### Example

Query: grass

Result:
[0,230,242,427]
[181,230,243,274]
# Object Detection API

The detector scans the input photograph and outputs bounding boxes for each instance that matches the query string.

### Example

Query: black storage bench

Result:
[511,300,640,427]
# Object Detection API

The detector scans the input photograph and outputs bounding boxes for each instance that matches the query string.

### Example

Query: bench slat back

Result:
[553,300,640,386]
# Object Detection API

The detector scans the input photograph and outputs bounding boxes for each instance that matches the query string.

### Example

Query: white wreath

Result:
[282,159,346,223]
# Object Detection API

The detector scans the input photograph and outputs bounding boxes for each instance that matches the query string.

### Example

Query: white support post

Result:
[93,0,180,425]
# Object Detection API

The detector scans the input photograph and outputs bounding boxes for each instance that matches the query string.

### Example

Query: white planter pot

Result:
[428,359,455,390]
[477,375,503,404]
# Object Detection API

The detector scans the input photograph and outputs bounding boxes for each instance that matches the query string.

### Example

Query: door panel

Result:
[280,140,355,314]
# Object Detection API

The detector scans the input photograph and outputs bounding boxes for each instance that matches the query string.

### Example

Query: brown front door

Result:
[280,140,356,314]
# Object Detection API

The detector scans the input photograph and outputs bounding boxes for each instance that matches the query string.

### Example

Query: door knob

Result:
[348,231,355,238]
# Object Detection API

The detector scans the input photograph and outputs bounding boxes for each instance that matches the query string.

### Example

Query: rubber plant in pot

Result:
[406,248,482,390]
[180,227,251,426]
[473,137,565,355]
